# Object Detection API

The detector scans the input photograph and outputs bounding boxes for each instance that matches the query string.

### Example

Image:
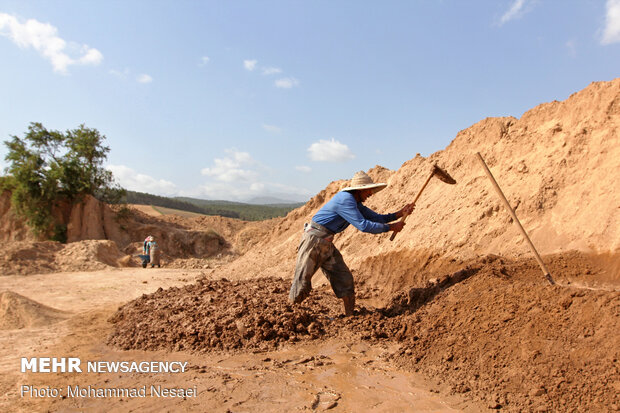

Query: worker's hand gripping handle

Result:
[389,170,435,242]
[389,208,413,241]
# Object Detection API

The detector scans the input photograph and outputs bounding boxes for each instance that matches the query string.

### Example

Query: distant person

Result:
[289,171,415,316]
[144,235,161,268]
[139,236,152,268]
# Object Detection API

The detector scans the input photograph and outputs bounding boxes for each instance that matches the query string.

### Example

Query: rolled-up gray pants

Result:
[289,222,354,303]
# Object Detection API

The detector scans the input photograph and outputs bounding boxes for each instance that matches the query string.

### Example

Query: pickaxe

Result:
[390,164,456,241]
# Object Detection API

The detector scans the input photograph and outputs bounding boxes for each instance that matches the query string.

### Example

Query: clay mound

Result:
[0,291,70,330]
[107,277,344,353]
[214,78,620,297]
[0,241,64,275]
[379,254,620,412]
[0,240,133,275]
[54,240,128,272]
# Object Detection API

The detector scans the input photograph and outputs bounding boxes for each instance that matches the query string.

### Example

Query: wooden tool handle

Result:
[389,170,435,241]
[476,152,554,285]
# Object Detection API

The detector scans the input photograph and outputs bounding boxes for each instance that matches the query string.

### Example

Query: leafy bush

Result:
[3,122,125,238]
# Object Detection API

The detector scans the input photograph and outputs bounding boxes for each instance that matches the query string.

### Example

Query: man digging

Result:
[289,171,415,316]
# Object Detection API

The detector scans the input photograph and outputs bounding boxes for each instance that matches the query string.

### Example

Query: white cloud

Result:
[195,182,252,200]
[195,149,313,201]
[201,149,258,182]
[106,165,177,196]
[262,66,282,75]
[275,77,299,89]
[244,59,257,71]
[602,0,620,44]
[498,0,531,25]
[0,12,102,74]
[262,124,282,134]
[307,138,355,162]
[137,74,153,83]
[200,56,210,66]
[296,165,312,173]
[194,180,310,202]
[78,46,103,65]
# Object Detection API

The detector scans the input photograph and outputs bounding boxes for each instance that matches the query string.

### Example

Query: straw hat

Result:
[342,171,387,192]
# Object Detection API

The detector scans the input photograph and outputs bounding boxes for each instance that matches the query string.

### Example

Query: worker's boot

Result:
[342,295,355,317]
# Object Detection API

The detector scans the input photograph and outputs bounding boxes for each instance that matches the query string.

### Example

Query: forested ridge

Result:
[123,191,303,221]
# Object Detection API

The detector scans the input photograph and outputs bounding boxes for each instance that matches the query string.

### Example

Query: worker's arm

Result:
[337,193,391,233]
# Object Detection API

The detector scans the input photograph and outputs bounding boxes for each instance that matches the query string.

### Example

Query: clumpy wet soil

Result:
[108,251,620,412]
[108,277,343,353]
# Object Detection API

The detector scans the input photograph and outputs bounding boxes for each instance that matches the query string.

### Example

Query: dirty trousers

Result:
[289,223,354,303]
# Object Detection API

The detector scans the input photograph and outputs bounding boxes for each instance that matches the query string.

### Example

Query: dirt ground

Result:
[0,267,483,413]
[1,252,617,412]
[104,252,620,412]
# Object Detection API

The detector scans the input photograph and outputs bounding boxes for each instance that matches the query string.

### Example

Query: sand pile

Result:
[55,240,130,272]
[0,291,70,330]
[0,241,64,275]
[0,240,132,275]
[382,254,620,412]
[214,78,620,294]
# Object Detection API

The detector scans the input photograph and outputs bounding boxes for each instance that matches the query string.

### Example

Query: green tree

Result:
[2,122,125,238]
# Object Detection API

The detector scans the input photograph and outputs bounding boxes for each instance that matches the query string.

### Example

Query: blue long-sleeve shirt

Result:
[312,191,397,234]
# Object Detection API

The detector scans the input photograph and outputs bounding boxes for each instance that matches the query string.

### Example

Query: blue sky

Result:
[1,1,619,202]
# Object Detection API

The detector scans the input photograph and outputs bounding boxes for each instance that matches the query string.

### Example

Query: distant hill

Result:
[174,196,304,221]
[122,191,302,221]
